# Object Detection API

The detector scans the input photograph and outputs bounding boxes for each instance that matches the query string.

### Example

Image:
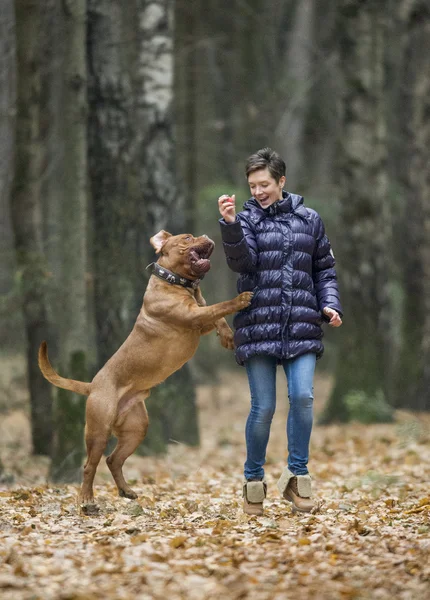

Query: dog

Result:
[38,230,252,507]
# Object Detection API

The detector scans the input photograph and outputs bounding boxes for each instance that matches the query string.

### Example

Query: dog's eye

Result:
[184,236,192,241]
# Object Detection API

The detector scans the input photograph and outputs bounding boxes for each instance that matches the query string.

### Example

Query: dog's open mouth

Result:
[189,242,214,275]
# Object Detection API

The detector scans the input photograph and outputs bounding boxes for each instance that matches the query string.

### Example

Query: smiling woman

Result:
[247,169,284,208]
[247,169,286,210]
[217,147,343,517]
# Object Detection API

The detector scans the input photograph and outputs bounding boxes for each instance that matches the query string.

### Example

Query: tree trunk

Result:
[138,365,199,455]
[50,0,89,482]
[135,0,199,453]
[50,351,87,481]
[175,0,197,232]
[87,0,143,366]
[0,1,16,300]
[58,0,89,365]
[276,0,315,189]
[393,1,430,411]
[40,2,64,364]
[304,0,339,195]
[11,0,54,454]
[321,0,393,423]
[88,0,199,453]
[134,0,177,234]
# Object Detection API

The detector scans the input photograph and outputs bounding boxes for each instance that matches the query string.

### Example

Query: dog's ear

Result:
[150,230,172,253]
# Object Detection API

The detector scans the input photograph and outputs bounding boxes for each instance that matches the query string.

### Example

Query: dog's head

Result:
[150,230,215,279]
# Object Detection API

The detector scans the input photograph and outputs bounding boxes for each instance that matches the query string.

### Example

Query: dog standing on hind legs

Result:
[38,230,253,509]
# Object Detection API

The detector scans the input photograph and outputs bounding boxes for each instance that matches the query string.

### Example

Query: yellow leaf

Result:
[151,553,168,562]
[257,531,281,544]
[131,534,149,545]
[298,537,311,546]
[405,504,430,514]
[211,521,231,535]
[170,535,187,548]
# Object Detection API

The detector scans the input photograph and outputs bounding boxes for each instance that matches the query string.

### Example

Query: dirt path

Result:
[0,366,429,599]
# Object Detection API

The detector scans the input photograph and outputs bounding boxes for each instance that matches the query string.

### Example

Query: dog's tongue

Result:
[190,249,211,275]
[194,258,211,274]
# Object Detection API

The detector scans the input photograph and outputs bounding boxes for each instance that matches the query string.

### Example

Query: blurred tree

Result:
[50,0,89,482]
[304,0,340,195]
[175,1,249,381]
[41,2,65,358]
[0,1,16,301]
[87,0,141,367]
[175,0,197,230]
[276,0,315,189]
[136,0,199,452]
[321,0,394,423]
[10,0,55,454]
[393,0,430,411]
[87,0,199,453]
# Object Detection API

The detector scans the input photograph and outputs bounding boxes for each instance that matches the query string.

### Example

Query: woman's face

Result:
[248,168,286,209]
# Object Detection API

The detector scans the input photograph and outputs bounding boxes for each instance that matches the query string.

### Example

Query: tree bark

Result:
[88,0,199,452]
[135,0,199,453]
[134,0,177,234]
[321,0,393,423]
[0,1,16,299]
[58,0,89,364]
[276,0,315,189]
[11,0,55,454]
[393,1,430,411]
[175,0,197,232]
[50,351,87,481]
[50,0,89,482]
[87,0,143,366]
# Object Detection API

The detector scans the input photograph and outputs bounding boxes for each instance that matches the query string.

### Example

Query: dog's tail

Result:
[38,341,91,396]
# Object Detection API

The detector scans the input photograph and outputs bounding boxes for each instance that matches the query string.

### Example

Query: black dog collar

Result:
[146,262,202,289]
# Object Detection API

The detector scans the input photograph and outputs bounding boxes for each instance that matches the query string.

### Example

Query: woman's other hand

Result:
[218,194,236,224]
[323,307,342,327]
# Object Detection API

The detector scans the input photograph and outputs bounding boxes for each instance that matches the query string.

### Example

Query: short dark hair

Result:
[245,148,286,182]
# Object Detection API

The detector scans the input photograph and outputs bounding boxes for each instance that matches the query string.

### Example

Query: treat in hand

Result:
[218,193,236,223]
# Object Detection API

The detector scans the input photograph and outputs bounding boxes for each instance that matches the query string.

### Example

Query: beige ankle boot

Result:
[243,479,267,516]
[277,468,315,513]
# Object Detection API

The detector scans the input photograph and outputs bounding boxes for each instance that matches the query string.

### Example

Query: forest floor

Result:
[0,355,429,600]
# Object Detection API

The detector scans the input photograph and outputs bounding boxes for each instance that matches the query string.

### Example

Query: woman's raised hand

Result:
[218,194,236,224]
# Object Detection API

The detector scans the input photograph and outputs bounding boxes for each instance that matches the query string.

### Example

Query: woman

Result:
[218,147,343,515]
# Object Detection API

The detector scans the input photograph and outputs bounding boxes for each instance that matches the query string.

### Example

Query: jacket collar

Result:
[244,191,307,224]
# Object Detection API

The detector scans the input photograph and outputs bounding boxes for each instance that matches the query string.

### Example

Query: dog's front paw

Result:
[236,291,253,310]
[218,326,234,350]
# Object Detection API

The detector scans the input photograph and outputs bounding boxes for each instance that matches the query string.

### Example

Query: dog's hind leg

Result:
[81,429,110,506]
[107,395,149,499]
[80,392,116,506]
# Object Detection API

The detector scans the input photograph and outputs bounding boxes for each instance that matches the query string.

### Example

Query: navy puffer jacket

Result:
[219,192,343,365]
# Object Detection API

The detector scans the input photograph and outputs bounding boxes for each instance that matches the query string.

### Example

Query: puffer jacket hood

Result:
[219,191,343,365]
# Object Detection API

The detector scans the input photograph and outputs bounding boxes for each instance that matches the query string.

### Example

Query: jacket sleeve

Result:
[219,215,258,273]
[312,216,343,319]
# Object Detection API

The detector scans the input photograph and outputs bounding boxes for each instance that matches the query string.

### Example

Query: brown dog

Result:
[38,230,252,507]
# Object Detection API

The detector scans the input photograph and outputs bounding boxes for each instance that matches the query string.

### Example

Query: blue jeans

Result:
[244,353,316,480]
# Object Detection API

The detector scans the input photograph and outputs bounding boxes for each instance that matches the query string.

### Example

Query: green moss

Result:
[49,350,87,483]
[344,389,394,424]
